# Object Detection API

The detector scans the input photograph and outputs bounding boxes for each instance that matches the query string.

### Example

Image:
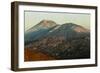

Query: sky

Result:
[25,11,90,31]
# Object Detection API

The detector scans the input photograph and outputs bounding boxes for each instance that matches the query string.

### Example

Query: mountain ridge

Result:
[25,20,89,45]
[24,20,90,61]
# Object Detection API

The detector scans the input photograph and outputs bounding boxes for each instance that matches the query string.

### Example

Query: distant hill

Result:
[24,20,90,61]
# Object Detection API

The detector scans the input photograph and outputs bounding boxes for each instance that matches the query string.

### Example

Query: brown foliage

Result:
[24,48,56,61]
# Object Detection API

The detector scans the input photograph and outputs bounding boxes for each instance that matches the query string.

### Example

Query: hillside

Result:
[24,20,90,61]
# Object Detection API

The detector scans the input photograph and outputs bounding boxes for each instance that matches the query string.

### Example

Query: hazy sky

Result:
[25,11,90,31]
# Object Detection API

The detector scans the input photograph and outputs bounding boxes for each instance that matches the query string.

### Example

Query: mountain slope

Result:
[25,22,90,61]
[25,20,58,45]
[45,23,89,39]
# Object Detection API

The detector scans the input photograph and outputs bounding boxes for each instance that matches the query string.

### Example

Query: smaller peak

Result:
[40,19,56,24]
[62,23,85,28]
[61,23,77,27]
[63,23,77,25]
